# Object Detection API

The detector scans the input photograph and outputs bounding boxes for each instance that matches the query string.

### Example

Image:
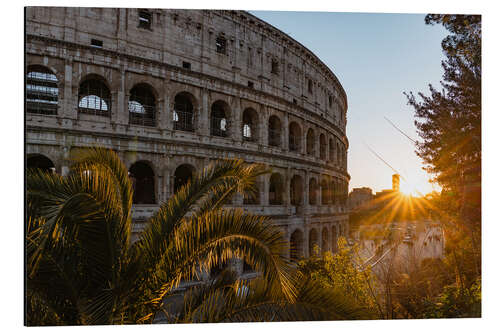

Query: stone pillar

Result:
[114,68,127,125]
[232,98,242,143]
[282,113,289,151]
[63,58,76,120]
[259,105,267,146]
[200,89,210,136]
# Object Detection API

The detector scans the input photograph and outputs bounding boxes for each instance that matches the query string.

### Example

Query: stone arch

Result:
[308,177,318,205]
[242,107,259,142]
[128,83,156,127]
[26,154,56,173]
[309,228,319,257]
[129,161,156,204]
[78,73,111,116]
[306,128,315,156]
[173,163,196,193]
[290,229,304,260]
[173,91,197,132]
[268,115,282,147]
[321,227,329,252]
[26,65,59,115]
[288,121,302,152]
[319,133,327,160]
[290,174,303,206]
[210,100,231,137]
[269,172,284,205]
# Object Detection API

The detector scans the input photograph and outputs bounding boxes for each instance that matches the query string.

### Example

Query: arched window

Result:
[321,178,329,205]
[210,100,230,137]
[306,128,315,156]
[290,175,303,206]
[129,84,156,126]
[26,65,58,115]
[174,164,195,193]
[309,178,318,205]
[269,173,283,205]
[329,138,335,162]
[26,154,55,173]
[78,76,111,116]
[322,227,329,253]
[290,229,304,261]
[129,161,155,204]
[173,92,195,132]
[242,108,258,142]
[268,115,281,147]
[289,122,301,152]
[309,228,319,257]
[319,134,327,160]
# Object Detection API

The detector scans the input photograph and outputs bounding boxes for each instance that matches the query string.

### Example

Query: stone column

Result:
[282,113,289,151]
[200,89,210,136]
[114,68,127,125]
[259,105,267,146]
[62,58,76,120]
[232,97,242,143]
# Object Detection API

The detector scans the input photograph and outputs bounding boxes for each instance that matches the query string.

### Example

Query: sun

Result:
[399,182,421,197]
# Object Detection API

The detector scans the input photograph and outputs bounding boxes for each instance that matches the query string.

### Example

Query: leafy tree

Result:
[404,14,481,310]
[297,238,380,319]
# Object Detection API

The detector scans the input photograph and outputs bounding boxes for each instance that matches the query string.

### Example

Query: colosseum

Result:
[25,7,350,269]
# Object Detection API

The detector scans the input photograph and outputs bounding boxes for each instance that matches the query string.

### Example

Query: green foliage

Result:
[298,238,379,319]
[405,14,481,194]
[426,278,481,318]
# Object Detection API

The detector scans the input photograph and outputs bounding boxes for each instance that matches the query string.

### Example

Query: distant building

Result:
[348,187,373,210]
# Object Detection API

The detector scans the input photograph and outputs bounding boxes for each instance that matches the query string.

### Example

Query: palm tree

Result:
[26,147,367,325]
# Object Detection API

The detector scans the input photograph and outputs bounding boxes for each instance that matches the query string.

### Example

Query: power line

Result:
[363,142,407,182]
[384,116,417,144]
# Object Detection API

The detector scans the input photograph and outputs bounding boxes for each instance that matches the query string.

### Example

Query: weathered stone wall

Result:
[26,7,350,260]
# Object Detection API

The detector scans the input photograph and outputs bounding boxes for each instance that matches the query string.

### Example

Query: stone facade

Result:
[25,7,350,261]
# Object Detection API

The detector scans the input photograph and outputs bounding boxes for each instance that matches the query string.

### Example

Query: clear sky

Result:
[250,11,449,196]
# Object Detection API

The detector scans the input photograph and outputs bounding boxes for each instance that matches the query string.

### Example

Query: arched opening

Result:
[174,164,195,193]
[173,92,195,132]
[319,134,327,160]
[322,227,329,253]
[269,173,283,205]
[78,75,111,116]
[268,115,281,147]
[210,100,230,137]
[309,178,318,205]
[26,154,55,173]
[26,65,58,115]
[129,161,155,204]
[288,122,301,152]
[306,128,315,156]
[309,228,319,257]
[290,229,304,261]
[129,83,156,126]
[290,175,303,206]
[329,138,335,162]
[242,108,258,142]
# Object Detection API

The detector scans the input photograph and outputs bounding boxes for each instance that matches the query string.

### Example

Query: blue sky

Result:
[250,11,449,195]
